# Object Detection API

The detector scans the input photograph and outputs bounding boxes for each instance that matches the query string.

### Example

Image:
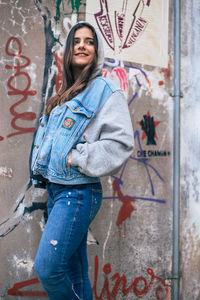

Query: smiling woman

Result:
[30,21,134,300]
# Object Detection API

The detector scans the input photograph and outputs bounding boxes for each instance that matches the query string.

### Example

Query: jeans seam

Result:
[72,284,82,300]
[79,242,84,299]
[89,192,94,222]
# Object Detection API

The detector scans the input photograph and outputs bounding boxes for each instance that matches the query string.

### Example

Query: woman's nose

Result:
[78,40,85,48]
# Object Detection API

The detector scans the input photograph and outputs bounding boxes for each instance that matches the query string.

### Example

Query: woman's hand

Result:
[67,152,72,166]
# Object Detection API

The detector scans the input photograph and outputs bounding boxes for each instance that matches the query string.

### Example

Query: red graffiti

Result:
[146,0,152,6]
[160,61,171,81]
[95,0,115,50]
[96,0,151,51]
[159,80,164,86]
[102,67,129,94]
[4,37,37,139]
[54,52,63,93]
[112,178,136,229]
[93,255,170,300]
[114,0,128,41]
[7,257,170,299]
[7,278,47,297]
[123,1,148,49]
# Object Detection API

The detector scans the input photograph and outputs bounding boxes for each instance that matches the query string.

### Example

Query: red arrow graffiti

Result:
[7,278,47,297]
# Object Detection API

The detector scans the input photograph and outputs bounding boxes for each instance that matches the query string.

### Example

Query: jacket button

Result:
[36,145,39,149]
[40,122,44,127]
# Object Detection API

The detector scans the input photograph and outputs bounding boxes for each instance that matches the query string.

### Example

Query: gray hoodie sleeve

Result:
[70,90,134,177]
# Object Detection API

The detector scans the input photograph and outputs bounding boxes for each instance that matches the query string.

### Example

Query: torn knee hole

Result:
[50,240,58,246]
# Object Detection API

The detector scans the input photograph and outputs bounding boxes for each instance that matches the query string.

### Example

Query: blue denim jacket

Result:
[31,77,120,186]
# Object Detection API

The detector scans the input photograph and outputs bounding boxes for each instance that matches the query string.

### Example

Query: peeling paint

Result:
[87,228,99,245]
[0,183,47,238]
[0,166,13,178]
[12,255,34,273]
[39,216,45,232]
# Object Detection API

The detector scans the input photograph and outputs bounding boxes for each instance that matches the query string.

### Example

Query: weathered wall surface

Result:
[180,0,200,299]
[0,0,198,299]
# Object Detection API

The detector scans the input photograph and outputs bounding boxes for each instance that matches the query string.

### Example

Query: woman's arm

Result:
[70,90,134,177]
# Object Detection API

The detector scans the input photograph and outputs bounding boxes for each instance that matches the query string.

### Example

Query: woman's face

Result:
[71,26,96,72]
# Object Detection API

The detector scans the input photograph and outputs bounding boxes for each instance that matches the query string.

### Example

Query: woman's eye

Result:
[87,40,94,45]
[73,39,94,46]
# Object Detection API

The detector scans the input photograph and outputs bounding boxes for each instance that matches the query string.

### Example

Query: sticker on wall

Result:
[86,0,169,67]
[138,111,160,145]
[137,111,171,158]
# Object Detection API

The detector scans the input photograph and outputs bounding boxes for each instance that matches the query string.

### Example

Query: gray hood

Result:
[69,21,105,80]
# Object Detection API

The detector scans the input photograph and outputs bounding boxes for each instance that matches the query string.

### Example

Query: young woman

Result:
[31,22,134,300]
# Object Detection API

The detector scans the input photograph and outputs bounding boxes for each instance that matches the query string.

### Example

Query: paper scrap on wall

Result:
[86,0,169,67]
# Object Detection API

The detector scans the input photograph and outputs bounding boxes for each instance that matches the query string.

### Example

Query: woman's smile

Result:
[75,53,89,56]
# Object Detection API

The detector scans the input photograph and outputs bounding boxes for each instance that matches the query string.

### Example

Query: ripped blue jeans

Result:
[34,181,102,300]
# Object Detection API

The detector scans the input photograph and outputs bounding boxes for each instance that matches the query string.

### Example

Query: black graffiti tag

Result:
[140,114,156,145]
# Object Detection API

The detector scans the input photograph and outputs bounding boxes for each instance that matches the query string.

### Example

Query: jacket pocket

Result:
[58,100,94,137]
[67,99,94,118]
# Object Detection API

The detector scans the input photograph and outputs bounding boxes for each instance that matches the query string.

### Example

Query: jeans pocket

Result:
[89,188,102,222]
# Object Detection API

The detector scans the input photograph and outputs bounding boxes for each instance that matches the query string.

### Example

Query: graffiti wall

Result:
[0,0,199,299]
[86,0,169,67]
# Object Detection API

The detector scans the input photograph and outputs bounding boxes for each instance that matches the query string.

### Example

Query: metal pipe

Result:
[172,0,181,299]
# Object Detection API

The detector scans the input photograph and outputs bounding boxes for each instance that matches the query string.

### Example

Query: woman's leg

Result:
[35,184,79,299]
[34,182,102,300]
[67,182,102,300]
[67,232,93,300]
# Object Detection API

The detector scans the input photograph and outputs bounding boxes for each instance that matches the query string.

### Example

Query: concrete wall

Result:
[0,0,199,299]
[180,0,200,299]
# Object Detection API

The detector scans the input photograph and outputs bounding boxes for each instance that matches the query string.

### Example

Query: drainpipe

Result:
[172,0,181,299]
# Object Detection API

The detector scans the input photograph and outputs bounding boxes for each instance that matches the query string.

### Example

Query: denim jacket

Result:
[31,76,120,186]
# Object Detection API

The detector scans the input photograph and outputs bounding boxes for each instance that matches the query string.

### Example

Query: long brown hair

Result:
[45,23,98,115]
